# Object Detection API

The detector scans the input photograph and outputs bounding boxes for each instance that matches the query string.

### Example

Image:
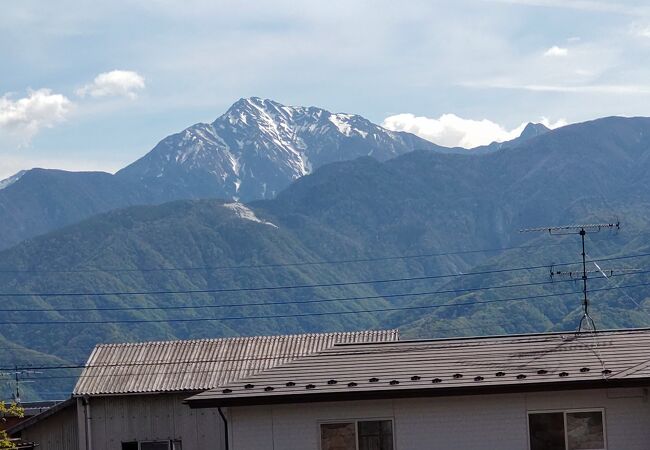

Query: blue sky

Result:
[2,0,650,178]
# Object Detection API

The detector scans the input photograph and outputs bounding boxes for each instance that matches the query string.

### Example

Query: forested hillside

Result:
[3,116,650,399]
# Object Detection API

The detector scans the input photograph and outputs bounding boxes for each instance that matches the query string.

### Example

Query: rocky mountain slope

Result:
[116,97,445,201]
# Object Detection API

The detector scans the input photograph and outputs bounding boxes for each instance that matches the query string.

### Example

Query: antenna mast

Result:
[521,221,620,332]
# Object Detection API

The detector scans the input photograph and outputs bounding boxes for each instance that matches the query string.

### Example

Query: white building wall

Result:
[229,387,650,450]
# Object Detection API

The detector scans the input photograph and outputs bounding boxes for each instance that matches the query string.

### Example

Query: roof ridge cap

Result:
[92,329,399,349]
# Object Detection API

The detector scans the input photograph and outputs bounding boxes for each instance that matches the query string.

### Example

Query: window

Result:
[141,443,169,450]
[121,441,182,450]
[529,410,605,450]
[321,420,393,450]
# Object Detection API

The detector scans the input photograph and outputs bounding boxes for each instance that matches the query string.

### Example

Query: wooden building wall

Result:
[20,402,79,450]
[90,394,224,450]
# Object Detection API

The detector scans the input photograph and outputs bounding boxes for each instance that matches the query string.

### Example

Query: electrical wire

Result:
[2,252,650,299]
[5,326,647,375]
[0,243,566,274]
[4,279,650,326]
[0,277,580,313]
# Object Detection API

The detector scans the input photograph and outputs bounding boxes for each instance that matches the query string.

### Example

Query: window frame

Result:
[122,440,182,450]
[527,408,607,450]
[318,417,396,450]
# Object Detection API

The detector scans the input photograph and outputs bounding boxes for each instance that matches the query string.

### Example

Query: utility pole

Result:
[13,364,20,404]
[521,221,620,332]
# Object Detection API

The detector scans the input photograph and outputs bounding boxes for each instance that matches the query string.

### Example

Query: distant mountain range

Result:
[3,114,650,400]
[0,97,453,250]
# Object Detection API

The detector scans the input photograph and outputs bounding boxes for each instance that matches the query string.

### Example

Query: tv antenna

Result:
[0,365,41,403]
[521,221,620,332]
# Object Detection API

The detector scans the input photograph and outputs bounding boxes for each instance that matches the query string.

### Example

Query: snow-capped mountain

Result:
[117,97,443,201]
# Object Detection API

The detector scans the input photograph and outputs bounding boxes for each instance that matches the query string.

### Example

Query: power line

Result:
[0,277,585,313]
[2,252,649,299]
[0,321,525,374]
[4,267,650,314]
[0,263,557,297]
[0,243,565,275]
[15,227,645,279]
[7,326,648,375]
[4,279,650,326]
[0,322,579,372]
[0,289,579,325]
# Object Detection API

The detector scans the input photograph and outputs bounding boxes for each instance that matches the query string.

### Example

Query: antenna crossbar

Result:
[521,220,620,332]
[520,222,619,235]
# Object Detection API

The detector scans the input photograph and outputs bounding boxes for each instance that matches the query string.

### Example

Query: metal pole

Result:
[581,228,588,317]
[218,407,230,450]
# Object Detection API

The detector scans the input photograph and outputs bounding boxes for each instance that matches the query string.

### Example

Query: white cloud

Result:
[462,80,650,94]
[544,46,569,57]
[486,0,650,15]
[538,117,569,128]
[631,24,650,38]
[0,89,71,143]
[382,113,566,148]
[76,70,146,99]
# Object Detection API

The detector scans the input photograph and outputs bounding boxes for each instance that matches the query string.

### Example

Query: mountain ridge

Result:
[0,97,451,250]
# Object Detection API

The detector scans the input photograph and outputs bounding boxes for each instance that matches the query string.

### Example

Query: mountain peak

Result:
[220,97,299,127]
[118,98,441,202]
[229,96,279,111]
[519,122,550,140]
[0,170,27,191]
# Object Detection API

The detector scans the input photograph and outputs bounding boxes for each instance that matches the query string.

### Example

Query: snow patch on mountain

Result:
[223,202,278,228]
[0,171,26,191]
[329,114,353,136]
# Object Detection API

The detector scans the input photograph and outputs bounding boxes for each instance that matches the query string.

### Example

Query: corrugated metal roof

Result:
[73,330,399,395]
[7,398,76,436]
[186,328,650,407]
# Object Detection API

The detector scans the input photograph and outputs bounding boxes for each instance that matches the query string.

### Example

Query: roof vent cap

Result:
[306,384,316,390]
[369,377,379,383]
[286,382,296,387]
[432,378,442,384]
[389,380,400,385]
[222,389,232,394]
[474,376,484,382]
[347,382,358,388]
[496,371,506,377]
[410,376,421,381]
[244,384,255,389]
[559,371,569,377]
[602,369,612,375]
[327,380,338,385]
[580,367,590,373]
[264,386,274,392]
[537,369,548,375]
[453,373,463,379]
[516,374,527,380]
